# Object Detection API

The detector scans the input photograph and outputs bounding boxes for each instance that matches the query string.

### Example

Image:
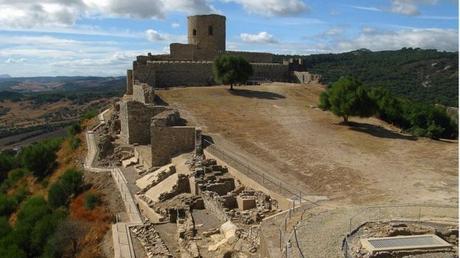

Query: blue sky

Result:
[0,0,457,76]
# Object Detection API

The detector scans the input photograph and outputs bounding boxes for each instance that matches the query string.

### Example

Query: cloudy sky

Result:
[0,0,458,76]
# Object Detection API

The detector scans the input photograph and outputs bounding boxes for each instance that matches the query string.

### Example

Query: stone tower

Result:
[187,14,226,52]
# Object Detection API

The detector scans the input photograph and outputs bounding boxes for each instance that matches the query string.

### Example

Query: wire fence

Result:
[203,138,324,258]
[281,204,458,258]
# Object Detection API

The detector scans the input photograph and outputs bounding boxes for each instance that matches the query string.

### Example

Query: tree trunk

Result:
[230,83,234,90]
[343,115,348,124]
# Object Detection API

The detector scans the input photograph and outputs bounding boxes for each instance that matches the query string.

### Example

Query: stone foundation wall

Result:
[201,192,228,222]
[150,126,195,166]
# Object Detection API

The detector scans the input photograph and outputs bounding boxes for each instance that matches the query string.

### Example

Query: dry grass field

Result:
[158,83,458,207]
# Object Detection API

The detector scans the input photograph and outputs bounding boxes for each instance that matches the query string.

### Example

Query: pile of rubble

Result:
[130,222,172,258]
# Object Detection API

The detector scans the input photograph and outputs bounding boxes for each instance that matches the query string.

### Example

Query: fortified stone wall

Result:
[133,61,289,87]
[119,101,167,144]
[132,83,155,104]
[293,71,321,84]
[126,69,133,94]
[225,51,273,63]
[252,63,290,82]
[150,126,195,166]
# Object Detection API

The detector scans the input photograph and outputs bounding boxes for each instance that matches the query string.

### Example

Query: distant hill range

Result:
[0,74,11,79]
[275,48,459,107]
[0,76,125,93]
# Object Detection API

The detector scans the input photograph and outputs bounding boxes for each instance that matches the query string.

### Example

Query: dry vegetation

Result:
[158,83,458,207]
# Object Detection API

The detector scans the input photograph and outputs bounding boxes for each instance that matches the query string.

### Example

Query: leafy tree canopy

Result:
[213,55,253,90]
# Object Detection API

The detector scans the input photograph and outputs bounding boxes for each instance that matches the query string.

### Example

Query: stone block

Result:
[237,195,257,211]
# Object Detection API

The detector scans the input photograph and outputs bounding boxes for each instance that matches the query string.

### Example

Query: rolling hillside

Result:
[275,48,458,107]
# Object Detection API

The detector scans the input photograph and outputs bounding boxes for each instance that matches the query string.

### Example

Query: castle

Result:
[120,14,317,168]
[126,14,315,89]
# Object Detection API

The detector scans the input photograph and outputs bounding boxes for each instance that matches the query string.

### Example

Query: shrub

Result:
[81,109,98,121]
[0,152,16,182]
[48,168,83,209]
[69,136,81,150]
[48,183,67,209]
[84,192,100,210]
[0,216,11,236]
[0,194,16,216]
[67,123,81,136]
[18,139,62,178]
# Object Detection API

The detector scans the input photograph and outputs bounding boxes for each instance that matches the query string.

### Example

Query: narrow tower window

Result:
[208,26,213,35]
[193,29,197,36]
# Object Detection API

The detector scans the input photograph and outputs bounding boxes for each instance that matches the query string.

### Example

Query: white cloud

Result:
[145,29,167,41]
[224,0,308,16]
[350,0,445,16]
[171,23,180,28]
[0,0,216,29]
[337,28,458,52]
[240,32,278,43]
[5,57,26,64]
[324,27,344,37]
[390,0,420,15]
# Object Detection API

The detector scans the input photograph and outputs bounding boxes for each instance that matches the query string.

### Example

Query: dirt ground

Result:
[157,83,458,207]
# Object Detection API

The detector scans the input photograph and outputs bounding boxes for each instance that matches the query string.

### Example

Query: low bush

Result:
[84,192,100,210]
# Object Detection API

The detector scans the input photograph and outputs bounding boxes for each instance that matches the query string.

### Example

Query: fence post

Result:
[418,207,421,224]
[279,228,282,250]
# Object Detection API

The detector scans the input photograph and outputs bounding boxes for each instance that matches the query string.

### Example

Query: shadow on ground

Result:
[202,135,215,148]
[345,121,417,141]
[228,88,285,100]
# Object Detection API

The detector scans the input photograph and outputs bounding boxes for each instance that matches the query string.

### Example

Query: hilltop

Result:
[158,83,458,206]
[275,48,459,107]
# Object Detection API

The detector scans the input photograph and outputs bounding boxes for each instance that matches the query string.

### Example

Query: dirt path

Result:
[157,83,458,207]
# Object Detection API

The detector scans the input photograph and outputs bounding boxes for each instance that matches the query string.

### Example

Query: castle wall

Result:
[225,51,273,63]
[132,83,155,104]
[150,126,195,166]
[251,63,290,82]
[119,101,167,144]
[126,70,133,95]
[292,71,321,84]
[134,61,289,87]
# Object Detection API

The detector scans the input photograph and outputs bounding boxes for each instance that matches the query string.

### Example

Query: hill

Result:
[157,83,457,206]
[0,76,124,144]
[275,48,459,107]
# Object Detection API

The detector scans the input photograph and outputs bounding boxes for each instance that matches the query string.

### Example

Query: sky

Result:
[0,0,458,77]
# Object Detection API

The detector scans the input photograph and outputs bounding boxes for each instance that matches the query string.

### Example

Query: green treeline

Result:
[0,126,85,257]
[275,48,458,107]
[320,76,458,139]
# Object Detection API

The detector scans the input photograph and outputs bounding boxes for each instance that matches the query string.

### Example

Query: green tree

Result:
[213,55,253,90]
[0,152,16,182]
[18,140,61,178]
[324,76,376,123]
[48,168,83,209]
[48,183,67,209]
